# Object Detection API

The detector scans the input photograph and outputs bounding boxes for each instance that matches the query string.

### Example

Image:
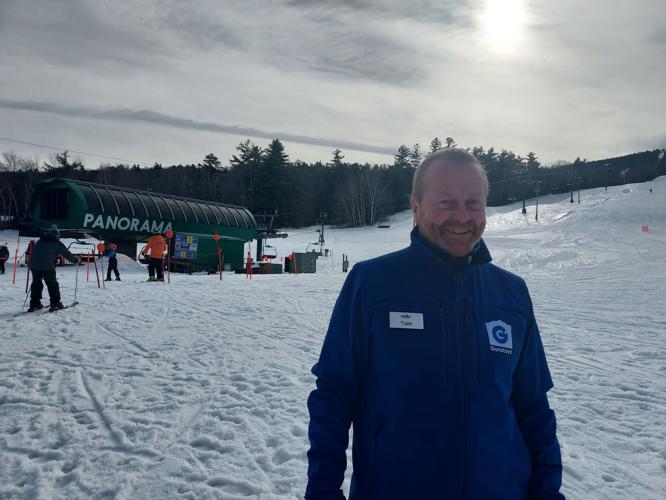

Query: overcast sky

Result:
[1,0,665,168]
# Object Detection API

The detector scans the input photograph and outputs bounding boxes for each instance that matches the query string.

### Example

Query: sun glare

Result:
[481,0,527,54]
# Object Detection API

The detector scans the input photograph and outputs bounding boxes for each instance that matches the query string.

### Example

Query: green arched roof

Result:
[31,178,257,242]
[37,178,256,229]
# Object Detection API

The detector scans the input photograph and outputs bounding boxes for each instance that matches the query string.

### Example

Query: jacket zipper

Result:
[454,271,467,498]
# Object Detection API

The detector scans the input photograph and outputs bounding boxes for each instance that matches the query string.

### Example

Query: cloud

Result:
[622,135,666,154]
[147,1,244,52]
[0,0,170,72]
[2,0,665,167]
[283,0,469,25]
[0,99,395,156]
[645,26,666,45]
[148,0,458,84]
[1,0,468,85]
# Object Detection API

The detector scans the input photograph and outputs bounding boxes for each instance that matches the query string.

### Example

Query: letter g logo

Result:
[486,320,513,350]
[492,325,508,344]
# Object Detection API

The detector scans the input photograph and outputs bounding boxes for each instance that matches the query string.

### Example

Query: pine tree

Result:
[394,145,412,168]
[259,139,290,213]
[429,137,442,153]
[230,140,263,209]
[410,144,422,168]
[202,153,221,170]
[329,148,344,168]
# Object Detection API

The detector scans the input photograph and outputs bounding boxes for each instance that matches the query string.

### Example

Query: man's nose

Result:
[450,204,472,222]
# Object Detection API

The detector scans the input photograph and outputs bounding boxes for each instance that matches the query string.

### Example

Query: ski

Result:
[48,301,79,313]
[12,302,79,317]
[12,308,48,317]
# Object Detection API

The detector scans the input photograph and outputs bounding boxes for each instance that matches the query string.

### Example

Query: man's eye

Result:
[437,200,452,208]
[467,200,481,209]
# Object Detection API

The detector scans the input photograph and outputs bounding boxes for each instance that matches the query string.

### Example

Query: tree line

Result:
[1,138,664,230]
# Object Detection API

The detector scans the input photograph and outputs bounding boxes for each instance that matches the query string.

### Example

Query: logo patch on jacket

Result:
[486,320,513,354]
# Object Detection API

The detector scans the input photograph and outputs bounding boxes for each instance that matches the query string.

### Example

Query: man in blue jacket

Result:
[306,148,564,499]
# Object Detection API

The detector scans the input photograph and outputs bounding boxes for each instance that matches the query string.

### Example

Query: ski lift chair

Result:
[262,245,277,260]
[306,242,323,255]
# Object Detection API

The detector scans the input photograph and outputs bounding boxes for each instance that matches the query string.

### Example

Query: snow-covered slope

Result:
[1,178,665,499]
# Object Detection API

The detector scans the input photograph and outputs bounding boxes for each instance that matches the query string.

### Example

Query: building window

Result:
[40,188,69,219]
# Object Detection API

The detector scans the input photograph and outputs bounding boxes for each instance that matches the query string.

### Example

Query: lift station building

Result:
[29,178,257,272]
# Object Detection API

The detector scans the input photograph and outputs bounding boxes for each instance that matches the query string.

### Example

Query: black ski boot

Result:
[49,302,65,312]
[28,303,44,312]
[115,277,121,281]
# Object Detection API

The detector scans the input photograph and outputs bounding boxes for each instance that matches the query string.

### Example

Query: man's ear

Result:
[409,196,419,219]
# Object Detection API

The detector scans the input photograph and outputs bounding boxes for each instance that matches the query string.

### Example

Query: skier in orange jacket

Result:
[141,233,166,281]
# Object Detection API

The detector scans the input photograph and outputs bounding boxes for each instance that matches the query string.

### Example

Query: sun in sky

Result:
[480,0,527,54]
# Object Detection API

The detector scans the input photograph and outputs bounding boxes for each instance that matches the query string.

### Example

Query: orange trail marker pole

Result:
[12,248,19,284]
[217,246,222,280]
[165,230,173,284]
[213,232,222,280]
[97,243,106,289]
[97,242,106,289]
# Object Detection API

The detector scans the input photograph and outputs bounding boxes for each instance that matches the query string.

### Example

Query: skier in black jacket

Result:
[29,225,79,312]
[0,242,9,274]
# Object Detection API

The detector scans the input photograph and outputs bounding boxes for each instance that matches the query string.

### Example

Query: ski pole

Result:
[25,259,31,293]
[21,288,30,310]
[22,261,31,310]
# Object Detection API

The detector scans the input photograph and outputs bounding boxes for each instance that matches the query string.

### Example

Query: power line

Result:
[0,136,153,167]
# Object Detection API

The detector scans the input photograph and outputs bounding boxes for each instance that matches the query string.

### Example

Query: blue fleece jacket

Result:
[306,228,564,499]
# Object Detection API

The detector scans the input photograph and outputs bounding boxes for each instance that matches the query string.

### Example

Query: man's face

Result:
[410,161,487,257]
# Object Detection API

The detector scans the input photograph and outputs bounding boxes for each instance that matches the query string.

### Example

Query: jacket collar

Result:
[410,225,491,269]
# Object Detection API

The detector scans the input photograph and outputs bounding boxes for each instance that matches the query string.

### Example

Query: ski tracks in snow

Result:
[1,271,328,498]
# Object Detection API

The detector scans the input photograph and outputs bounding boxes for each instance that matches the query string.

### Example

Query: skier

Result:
[0,242,9,274]
[28,225,79,312]
[140,232,166,281]
[104,242,121,281]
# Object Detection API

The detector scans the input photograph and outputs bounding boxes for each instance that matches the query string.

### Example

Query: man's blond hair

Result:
[411,148,489,201]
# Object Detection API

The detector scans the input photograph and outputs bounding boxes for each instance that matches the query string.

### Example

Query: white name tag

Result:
[389,312,424,330]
